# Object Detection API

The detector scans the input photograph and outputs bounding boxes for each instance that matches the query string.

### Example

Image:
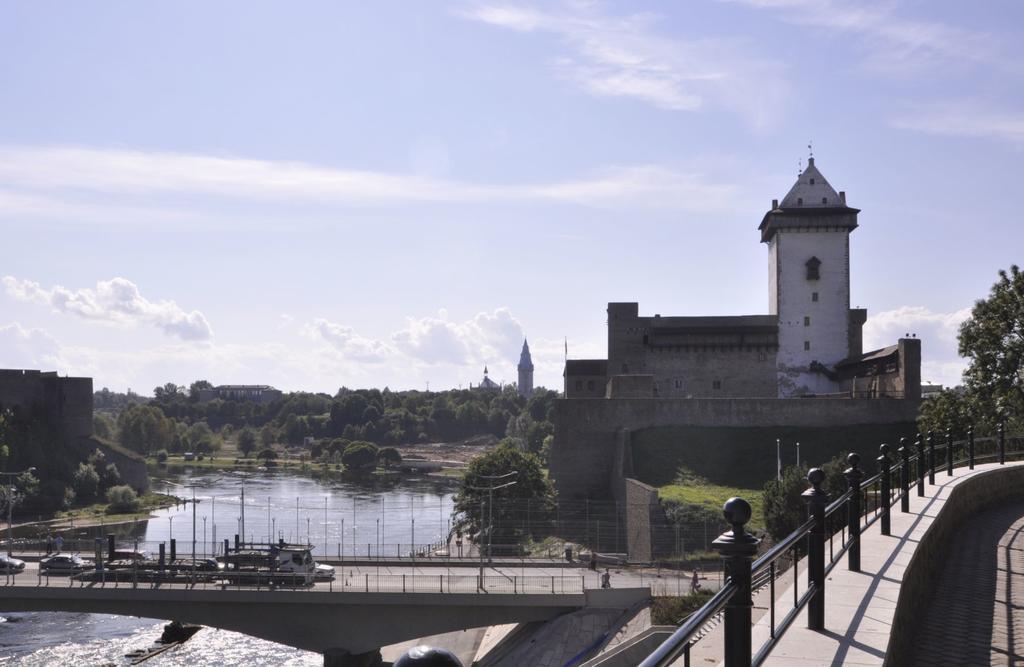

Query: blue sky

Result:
[1,0,1020,394]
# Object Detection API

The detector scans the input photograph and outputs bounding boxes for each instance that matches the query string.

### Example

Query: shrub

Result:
[379,447,402,469]
[106,485,140,513]
[341,441,379,472]
[156,449,169,463]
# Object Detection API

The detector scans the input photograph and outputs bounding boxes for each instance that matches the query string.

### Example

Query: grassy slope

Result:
[631,423,916,489]
[657,483,764,531]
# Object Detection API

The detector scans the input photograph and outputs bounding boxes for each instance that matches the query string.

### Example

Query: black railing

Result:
[640,422,1024,667]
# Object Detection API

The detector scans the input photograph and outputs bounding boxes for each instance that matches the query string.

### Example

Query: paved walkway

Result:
[910,499,1024,666]
[745,461,1024,666]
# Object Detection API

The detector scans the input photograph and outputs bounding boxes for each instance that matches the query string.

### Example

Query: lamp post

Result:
[2,467,36,557]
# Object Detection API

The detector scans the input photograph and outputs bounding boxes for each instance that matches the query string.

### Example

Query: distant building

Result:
[476,367,500,392]
[517,338,534,399]
[197,384,283,405]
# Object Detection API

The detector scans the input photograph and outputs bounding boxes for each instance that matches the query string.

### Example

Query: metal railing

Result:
[0,568,586,595]
[640,420,1022,667]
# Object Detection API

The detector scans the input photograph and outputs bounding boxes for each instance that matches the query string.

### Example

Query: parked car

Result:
[0,554,26,573]
[40,554,93,574]
[314,563,335,581]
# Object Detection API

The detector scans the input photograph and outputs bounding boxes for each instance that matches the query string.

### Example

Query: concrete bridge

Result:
[0,574,648,666]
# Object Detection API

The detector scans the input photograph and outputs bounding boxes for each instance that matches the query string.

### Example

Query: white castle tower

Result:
[761,157,864,397]
[517,338,534,398]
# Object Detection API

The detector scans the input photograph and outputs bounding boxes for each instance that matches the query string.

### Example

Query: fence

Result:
[640,422,1023,667]
[0,568,586,595]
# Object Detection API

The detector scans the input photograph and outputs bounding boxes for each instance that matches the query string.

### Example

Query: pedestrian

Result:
[54,534,64,554]
[690,570,701,593]
[45,534,53,555]
[601,568,611,589]
[564,546,573,563]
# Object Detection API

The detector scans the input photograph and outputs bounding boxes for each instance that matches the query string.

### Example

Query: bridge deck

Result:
[746,461,1024,666]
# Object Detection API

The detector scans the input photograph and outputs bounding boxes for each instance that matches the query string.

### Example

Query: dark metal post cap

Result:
[879,443,891,457]
[394,645,463,667]
[845,452,864,480]
[712,497,759,552]
[802,468,828,503]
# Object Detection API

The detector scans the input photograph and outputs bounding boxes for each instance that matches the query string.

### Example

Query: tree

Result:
[260,424,276,448]
[117,404,173,455]
[256,448,278,465]
[237,427,258,458]
[454,442,555,545]
[762,454,848,542]
[188,380,214,402]
[341,441,379,472]
[72,462,100,503]
[958,265,1024,426]
[379,447,402,469]
[106,485,140,513]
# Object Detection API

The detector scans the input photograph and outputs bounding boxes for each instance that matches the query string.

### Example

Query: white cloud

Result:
[2,276,213,341]
[890,101,1024,144]
[863,305,971,388]
[302,318,396,364]
[391,307,525,367]
[0,322,64,369]
[726,0,997,73]
[458,3,788,127]
[0,145,742,218]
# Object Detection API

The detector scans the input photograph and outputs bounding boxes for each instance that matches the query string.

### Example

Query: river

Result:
[0,466,458,665]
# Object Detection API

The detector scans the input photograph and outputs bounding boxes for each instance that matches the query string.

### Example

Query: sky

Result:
[1,0,1021,395]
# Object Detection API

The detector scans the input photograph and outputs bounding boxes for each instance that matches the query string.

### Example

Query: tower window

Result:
[809,178,815,185]
[674,379,683,390]
[797,197,803,206]
[822,197,828,204]
[575,380,583,391]
[587,380,595,390]
[804,316,811,326]
[713,380,722,390]
[806,256,821,280]
[804,341,811,351]
[812,292,819,302]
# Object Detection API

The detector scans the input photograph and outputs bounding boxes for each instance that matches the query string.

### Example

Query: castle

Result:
[551,159,922,559]
[564,157,920,401]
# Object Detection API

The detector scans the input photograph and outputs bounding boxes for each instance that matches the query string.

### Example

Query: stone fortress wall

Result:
[0,369,149,492]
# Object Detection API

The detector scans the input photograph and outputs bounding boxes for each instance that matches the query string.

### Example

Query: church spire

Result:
[518,337,534,398]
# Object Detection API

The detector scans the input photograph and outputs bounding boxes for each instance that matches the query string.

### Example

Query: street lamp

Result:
[2,467,36,557]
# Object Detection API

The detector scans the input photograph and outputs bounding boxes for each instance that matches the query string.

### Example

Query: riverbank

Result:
[3,492,181,533]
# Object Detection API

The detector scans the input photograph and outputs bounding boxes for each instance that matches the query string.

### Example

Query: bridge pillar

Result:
[877,444,891,536]
[915,434,925,497]
[802,468,828,630]
[844,453,863,573]
[323,648,383,667]
[712,497,759,667]
[927,431,936,485]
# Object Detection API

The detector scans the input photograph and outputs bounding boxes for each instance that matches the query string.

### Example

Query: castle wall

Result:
[646,347,776,398]
[550,396,920,499]
[0,369,93,438]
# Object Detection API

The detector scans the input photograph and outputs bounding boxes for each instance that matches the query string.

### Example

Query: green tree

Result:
[117,404,173,455]
[260,424,276,448]
[762,454,848,542]
[959,264,1024,425]
[106,485,140,513]
[256,448,278,464]
[341,441,379,472]
[237,427,258,458]
[72,462,100,503]
[454,442,555,545]
[188,379,213,402]
[379,447,402,469]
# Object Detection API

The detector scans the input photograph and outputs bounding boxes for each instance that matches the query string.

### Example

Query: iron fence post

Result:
[845,453,863,572]
[999,421,1006,465]
[946,428,953,476]
[927,431,936,485]
[877,444,891,536]
[802,469,828,630]
[916,434,925,497]
[712,498,759,667]
[899,439,910,513]
[969,425,975,470]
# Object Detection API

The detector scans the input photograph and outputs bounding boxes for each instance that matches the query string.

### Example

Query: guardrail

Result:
[0,568,587,595]
[640,422,1022,667]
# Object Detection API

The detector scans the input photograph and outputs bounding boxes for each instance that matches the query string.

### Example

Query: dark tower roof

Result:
[759,157,859,243]
[518,338,534,371]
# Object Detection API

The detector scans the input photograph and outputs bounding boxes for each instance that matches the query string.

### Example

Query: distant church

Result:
[564,157,920,400]
[472,338,534,398]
